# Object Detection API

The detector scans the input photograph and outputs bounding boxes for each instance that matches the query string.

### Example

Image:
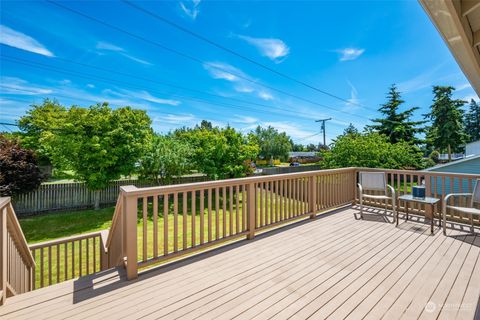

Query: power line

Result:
[45,1,376,117]
[123,0,375,111]
[1,54,365,121]
[1,57,370,123]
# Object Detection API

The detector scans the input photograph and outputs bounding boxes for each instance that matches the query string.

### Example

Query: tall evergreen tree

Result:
[424,86,467,161]
[343,123,359,136]
[368,84,425,144]
[465,99,480,142]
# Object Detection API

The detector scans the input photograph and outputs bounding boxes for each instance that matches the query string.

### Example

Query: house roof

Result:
[426,154,480,171]
[289,152,318,157]
[419,0,480,96]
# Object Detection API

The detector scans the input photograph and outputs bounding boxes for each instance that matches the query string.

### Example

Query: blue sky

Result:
[1,0,478,144]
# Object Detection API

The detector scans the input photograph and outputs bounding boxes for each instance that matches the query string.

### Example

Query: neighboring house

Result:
[426,155,480,194]
[288,151,321,164]
[466,140,480,156]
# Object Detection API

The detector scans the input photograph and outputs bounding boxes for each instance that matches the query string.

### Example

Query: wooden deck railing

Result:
[29,230,108,289]
[0,197,35,305]
[1,167,478,303]
[118,168,357,279]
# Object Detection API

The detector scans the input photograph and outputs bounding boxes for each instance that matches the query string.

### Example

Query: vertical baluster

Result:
[93,237,96,273]
[192,190,196,247]
[215,188,220,240]
[40,247,44,288]
[183,192,188,250]
[200,190,205,245]
[208,188,212,242]
[48,246,52,286]
[86,238,90,275]
[64,243,67,281]
[242,185,247,231]
[143,197,148,262]
[280,179,284,221]
[235,186,240,234]
[259,182,264,227]
[229,186,233,236]
[164,194,169,255]
[276,180,280,221]
[449,177,454,220]
[458,177,464,221]
[32,249,36,290]
[56,244,60,283]
[153,195,158,258]
[174,193,178,252]
[79,239,82,277]
[288,179,292,218]
[269,181,274,223]
[222,186,227,237]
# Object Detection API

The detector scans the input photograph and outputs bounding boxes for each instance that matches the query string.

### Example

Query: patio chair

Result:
[357,171,396,223]
[443,179,480,235]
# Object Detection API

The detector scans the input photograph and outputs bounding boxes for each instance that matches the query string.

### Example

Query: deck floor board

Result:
[1,207,479,320]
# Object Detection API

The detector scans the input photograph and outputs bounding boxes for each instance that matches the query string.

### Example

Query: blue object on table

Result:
[412,185,426,199]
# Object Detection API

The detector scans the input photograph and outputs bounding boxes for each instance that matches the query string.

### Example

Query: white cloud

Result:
[154,113,195,123]
[180,0,201,20]
[204,61,275,101]
[204,62,245,81]
[86,84,95,88]
[0,25,54,57]
[345,80,359,107]
[237,35,290,63]
[456,83,472,91]
[109,89,181,106]
[0,77,53,95]
[258,91,274,101]
[337,48,364,61]
[233,115,258,124]
[96,41,152,65]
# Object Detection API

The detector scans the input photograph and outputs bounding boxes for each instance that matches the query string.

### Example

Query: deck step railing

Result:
[1,167,479,304]
[0,197,35,305]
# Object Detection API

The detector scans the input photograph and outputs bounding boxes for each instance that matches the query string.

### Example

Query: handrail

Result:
[1,197,36,305]
[5,203,35,268]
[106,195,123,249]
[119,167,357,197]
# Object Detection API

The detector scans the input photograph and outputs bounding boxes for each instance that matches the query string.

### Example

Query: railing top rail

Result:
[29,229,109,250]
[0,196,10,210]
[356,167,480,178]
[120,167,357,196]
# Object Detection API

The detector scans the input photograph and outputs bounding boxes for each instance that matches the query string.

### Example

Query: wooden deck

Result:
[1,206,479,320]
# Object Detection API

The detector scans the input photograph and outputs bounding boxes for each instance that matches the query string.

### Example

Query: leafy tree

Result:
[250,126,292,164]
[465,99,480,142]
[321,132,425,169]
[0,135,44,196]
[18,99,67,165]
[291,142,305,152]
[368,85,425,144]
[44,103,152,209]
[138,135,192,185]
[424,86,467,161]
[343,123,359,136]
[176,125,259,180]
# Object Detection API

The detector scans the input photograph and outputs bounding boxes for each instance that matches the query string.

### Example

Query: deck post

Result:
[0,203,7,305]
[246,182,256,240]
[122,187,138,280]
[309,175,317,219]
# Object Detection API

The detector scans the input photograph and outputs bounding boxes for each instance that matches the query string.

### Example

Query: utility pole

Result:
[315,118,332,147]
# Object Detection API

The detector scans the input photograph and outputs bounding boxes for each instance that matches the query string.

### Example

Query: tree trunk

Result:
[447,144,452,162]
[94,190,100,210]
